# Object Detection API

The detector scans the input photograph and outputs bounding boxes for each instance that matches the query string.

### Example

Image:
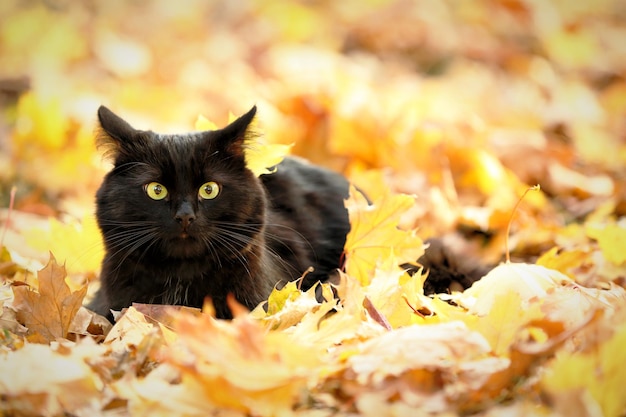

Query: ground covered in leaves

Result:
[1,1,626,416]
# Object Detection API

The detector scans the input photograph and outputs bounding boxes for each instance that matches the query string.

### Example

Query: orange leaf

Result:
[12,254,87,343]
[163,311,321,415]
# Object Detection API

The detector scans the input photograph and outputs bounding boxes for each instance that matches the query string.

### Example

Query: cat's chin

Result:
[165,236,206,259]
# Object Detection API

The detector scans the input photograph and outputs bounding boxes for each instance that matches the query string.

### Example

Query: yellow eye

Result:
[145,182,168,200]
[199,181,220,200]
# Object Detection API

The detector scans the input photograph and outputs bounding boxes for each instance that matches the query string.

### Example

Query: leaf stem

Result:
[505,184,540,263]
[0,186,17,252]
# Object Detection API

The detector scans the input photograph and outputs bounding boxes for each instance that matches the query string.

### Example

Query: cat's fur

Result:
[88,105,350,320]
[88,105,483,321]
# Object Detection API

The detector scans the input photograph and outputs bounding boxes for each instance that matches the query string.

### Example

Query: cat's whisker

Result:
[105,227,161,273]
[216,220,318,265]
[214,227,305,281]
[210,232,252,277]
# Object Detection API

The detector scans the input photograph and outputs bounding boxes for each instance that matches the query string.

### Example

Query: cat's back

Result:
[261,157,350,285]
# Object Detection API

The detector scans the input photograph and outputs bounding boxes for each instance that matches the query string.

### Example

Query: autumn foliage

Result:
[1,1,626,416]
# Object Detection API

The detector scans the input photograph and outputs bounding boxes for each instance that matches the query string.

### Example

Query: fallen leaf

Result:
[163,309,322,415]
[0,342,104,416]
[251,281,325,331]
[331,321,508,414]
[364,254,428,328]
[536,246,589,279]
[12,254,87,343]
[343,186,425,285]
[541,282,626,331]
[543,320,626,417]
[456,262,573,316]
[465,311,600,411]
[471,291,544,356]
[586,221,626,265]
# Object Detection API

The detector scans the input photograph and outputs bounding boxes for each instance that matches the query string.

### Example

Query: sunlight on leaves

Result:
[586,221,626,265]
[457,262,573,316]
[1,0,626,415]
[543,322,626,417]
[24,214,104,277]
[165,310,321,415]
[343,186,425,286]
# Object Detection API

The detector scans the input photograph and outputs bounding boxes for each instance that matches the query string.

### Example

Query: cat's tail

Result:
[404,237,492,295]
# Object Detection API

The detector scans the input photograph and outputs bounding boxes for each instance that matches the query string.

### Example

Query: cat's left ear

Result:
[98,106,137,142]
[96,106,144,161]
[215,105,257,156]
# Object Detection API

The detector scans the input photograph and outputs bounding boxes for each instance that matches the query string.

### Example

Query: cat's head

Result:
[95,105,267,260]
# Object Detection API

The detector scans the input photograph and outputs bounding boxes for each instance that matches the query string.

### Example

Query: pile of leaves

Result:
[1,0,626,416]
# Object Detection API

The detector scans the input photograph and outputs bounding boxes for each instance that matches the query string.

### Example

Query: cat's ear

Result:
[96,106,144,161]
[98,106,136,141]
[215,105,257,156]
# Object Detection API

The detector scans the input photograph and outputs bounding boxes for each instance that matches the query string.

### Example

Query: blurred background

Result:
[1,0,625,275]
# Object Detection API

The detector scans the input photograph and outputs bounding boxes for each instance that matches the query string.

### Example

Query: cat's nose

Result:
[176,213,195,229]
[175,202,196,230]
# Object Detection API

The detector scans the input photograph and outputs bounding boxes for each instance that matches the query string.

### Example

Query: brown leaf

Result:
[12,254,87,343]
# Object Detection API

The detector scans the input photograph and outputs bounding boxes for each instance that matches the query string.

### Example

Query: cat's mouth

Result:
[166,233,206,258]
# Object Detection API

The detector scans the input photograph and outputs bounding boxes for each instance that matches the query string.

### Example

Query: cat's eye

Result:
[145,182,168,200]
[198,181,220,200]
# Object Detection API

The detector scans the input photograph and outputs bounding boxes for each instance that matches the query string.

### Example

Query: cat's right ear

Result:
[96,106,139,161]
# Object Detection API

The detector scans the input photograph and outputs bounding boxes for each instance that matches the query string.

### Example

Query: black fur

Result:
[88,105,351,320]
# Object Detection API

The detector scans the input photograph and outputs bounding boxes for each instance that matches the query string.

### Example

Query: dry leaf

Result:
[251,280,326,331]
[586,221,626,265]
[543,321,626,417]
[364,255,428,328]
[0,342,104,416]
[541,282,626,331]
[2,1,626,415]
[12,254,87,343]
[163,310,322,415]
[343,186,425,285]
[536,246,589,279]
[456,262,573,316]
[332,321,507,414]
[471,291,544,356]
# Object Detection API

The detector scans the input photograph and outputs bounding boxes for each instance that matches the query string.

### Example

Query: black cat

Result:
[88,105,483,321]
[88,105,351,320]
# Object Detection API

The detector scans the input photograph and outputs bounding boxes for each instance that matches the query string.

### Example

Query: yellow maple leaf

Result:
[343,186,425,286]
[12,254,87,343]
[543,322,626,417]
[251,281,325,331]
[586,221,626,265]
[536,246,589,279]
[195,112,292,177]
[471,291,544,356]
[364,255,428,328]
